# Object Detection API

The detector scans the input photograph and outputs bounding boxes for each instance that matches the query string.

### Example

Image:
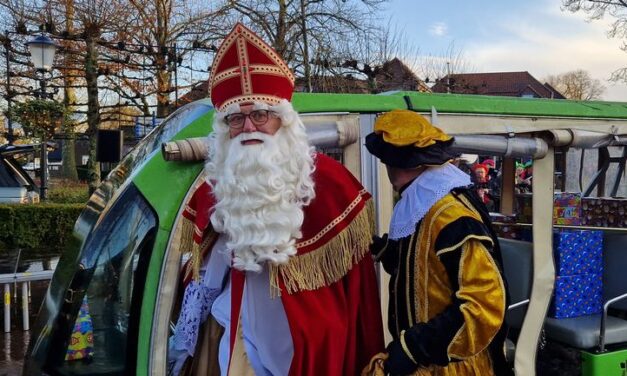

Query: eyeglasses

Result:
[224,109,278,129]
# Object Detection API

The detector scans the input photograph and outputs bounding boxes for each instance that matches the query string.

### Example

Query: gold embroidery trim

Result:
[219,95,283,111]
[416,199,455,322]
[212,65,289,87]
[400,330,418,365]
[184,205,197,216]
[270,199,374,294]
[296,189,369,248]
[236,36,251,95]
[405,231,417,328]
[435,235,494,256]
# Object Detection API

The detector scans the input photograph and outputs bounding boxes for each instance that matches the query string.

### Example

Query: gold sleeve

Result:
[447,239,507,359]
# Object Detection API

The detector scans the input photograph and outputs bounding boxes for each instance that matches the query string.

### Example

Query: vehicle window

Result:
[0,159,22,187]
[39,184,157,375]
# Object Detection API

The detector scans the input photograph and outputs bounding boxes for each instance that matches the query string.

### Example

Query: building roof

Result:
[374,58,430,93]
[431,71,565,99]
[177,80,210,107]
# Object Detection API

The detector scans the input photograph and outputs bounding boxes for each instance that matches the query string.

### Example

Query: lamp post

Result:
[26,34,57,200]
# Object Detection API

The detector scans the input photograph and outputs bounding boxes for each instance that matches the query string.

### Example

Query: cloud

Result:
[465,4,627,100]
[429,22,448,37]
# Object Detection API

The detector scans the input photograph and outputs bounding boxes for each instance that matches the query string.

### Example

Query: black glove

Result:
[370,233,389,259]
[384,337,419,376]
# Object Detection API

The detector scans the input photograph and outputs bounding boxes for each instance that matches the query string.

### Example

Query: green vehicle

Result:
[23,92,627,375]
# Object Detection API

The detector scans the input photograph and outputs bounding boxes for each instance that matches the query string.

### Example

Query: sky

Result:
[385,0,627,101]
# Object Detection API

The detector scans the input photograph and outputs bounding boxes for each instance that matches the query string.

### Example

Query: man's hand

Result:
[370,233,389,259]
[384,338,419,376]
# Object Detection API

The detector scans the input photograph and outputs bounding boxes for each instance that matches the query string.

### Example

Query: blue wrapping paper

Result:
[549,273,602,319]
[553,230,603,276]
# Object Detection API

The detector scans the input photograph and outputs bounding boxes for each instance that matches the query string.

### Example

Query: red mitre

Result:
[209,23,295,111]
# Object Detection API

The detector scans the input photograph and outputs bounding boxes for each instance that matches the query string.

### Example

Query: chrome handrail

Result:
[599,292,627,352]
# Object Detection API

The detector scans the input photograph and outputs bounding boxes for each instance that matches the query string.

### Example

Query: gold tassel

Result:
[275,200,375,294]
[191,242,201,282]
[269,266,282,298]
[177,216,204,282]
[179,217,196,256]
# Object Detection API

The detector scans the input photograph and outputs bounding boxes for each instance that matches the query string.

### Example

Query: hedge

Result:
[47,185,90,204]
[0,203,84,257]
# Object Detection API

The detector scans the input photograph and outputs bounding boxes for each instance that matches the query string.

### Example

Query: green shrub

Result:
[0,203,84,257]
[47,184,90,204]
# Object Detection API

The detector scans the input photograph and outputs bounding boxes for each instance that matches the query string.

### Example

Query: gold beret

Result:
[374,109,451,148]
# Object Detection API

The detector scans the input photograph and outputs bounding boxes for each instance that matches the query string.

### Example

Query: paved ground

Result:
[0,330,29,376]
[0,280,47,376]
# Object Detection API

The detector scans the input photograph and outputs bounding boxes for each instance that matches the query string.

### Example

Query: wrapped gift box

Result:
[553,230,603,276]
[553,193,582,225]
[549,273,602,319]
[581,197,627,227]
[516,192,582,225]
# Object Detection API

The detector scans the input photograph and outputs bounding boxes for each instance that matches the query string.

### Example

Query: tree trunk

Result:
[300,0,312,92]
[275,0,288,58]
[156,53,171,118]
[60,133,78,180]
[85,36,101,194]
[155,2,171,118]
[60,0,78,181]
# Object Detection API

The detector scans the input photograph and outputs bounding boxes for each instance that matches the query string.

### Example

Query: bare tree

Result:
[417,41,475,84]
[0,0,139,192]
[562,0,627,40]
[225,0,388,92]
[121,0,230,117]
[562,1,627,83]
[544,69,605,100]
[0,0,231,190]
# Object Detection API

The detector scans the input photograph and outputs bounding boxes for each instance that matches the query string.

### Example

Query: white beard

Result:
[206,124,315,272]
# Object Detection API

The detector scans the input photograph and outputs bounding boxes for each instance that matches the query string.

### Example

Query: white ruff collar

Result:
[389,163,471,240]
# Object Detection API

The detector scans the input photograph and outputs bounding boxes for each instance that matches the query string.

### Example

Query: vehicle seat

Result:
[499,238,533,330]
[543,232,627,350]
[498,237,534,364]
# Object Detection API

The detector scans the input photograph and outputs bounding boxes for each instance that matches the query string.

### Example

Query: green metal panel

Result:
[291,91,627,120]
[136,228,172,375]
[582,349,627,376]
[404,92,627,119]
[291,92,407,113]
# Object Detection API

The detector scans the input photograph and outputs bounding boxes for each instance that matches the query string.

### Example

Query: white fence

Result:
[1,270,54,332]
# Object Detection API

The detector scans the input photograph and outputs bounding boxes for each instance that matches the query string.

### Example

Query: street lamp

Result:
[26,34,57,200]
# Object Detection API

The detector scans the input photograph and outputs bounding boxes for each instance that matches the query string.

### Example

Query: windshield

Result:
[24,184,157,375]
[0,159,22,187]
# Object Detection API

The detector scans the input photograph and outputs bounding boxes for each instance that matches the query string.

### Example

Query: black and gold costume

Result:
[376,188,511,376]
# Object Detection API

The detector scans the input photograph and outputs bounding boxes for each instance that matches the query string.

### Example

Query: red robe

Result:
[181,153,384,376]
